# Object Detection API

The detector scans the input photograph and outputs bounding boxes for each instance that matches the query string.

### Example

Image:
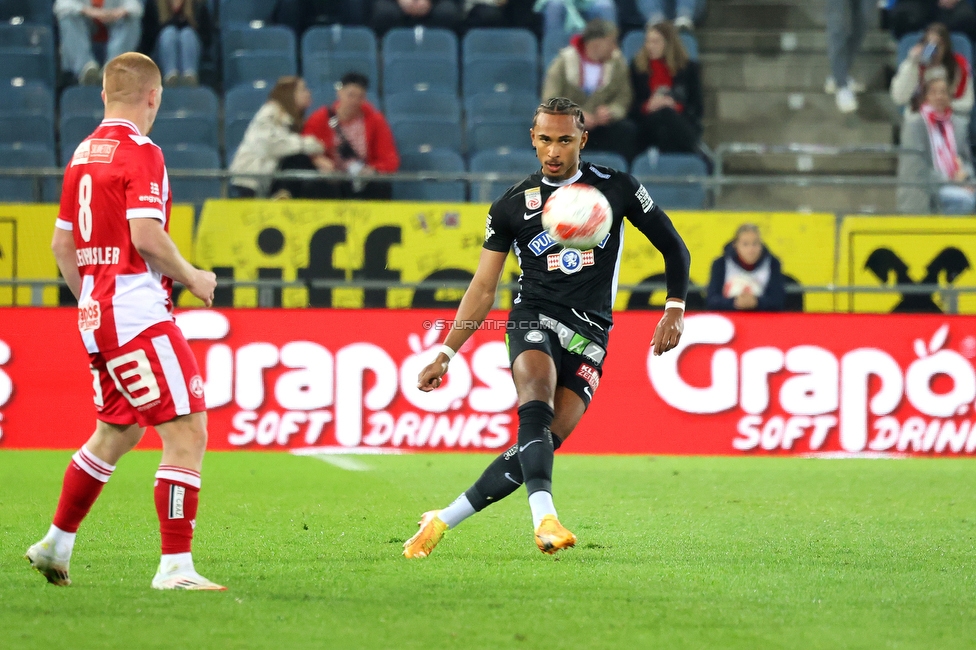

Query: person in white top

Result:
[26,52,224,592]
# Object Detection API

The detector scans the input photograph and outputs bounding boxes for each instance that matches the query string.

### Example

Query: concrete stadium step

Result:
[700,52,894,92]
[703,0,831,30]
[712,183,896,213]
[704,118,894,148]
[719,153,897,175]
[706,90,898,125]
[697,29,894,55]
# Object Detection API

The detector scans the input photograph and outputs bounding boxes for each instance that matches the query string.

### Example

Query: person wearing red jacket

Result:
[302,72,399,200]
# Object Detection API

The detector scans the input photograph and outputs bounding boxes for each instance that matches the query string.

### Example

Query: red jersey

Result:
[57,119,174,354]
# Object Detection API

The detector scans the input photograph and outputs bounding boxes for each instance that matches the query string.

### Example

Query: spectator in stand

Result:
[889,0,976,43]
[891,22,973,122]
[542,18,637,160]
[897,73,975,213]
[54,0,143,85]
[229,76,330,199]
[629,21,702,153]
[152,0,211,86]
[706,224,786,312]
[371,0,462,34]
[825,0,874,114]
[465,0,539,29]
[535,0,616,41]
[639,0,704,31]
[302,72,400,200]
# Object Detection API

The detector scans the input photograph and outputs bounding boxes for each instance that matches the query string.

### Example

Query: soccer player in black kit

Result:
[403,97,691,558]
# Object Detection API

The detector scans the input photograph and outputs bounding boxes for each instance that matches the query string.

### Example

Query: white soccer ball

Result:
[541,183,613,250]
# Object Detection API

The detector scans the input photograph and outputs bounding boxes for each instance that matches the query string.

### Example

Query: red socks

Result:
[52,448,116,533]
[153,465,201,555]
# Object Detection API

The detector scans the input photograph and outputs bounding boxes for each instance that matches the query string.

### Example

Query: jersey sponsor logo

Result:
[189,375,205,399]
[525,330,546,343]
[137,195,163,205]
[576,363,600,392]
[528,230,558,255]
[547,248,594,274]
[524,187,542,210]
[635,184,654,213]
[78,298,101,333]
[150,182,160,196]
[589,164,611,179]
[76,246,120,267]
[485,214,495,241]
[71,139,120,167]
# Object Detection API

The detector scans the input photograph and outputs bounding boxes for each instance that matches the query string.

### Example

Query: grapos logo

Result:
[0,339,12,441]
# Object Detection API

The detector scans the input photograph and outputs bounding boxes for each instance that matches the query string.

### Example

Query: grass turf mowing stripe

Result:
[2,451,975,649]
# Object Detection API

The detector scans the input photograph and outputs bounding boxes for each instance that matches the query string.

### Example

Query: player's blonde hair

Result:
[103,52,162,106]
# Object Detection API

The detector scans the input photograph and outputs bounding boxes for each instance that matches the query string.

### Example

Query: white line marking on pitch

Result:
[307,454,372,471]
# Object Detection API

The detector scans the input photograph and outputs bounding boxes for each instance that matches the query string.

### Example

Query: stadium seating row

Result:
[0,141,708,209]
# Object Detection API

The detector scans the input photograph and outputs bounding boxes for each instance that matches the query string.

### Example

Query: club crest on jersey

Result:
[524,187,542,210]
[71,139,119,167]
[548,248,594,274]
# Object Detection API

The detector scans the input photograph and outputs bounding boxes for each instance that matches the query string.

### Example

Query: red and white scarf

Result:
[920,104,959,180]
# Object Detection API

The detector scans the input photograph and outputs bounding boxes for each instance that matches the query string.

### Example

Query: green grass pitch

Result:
[2,451,976,649]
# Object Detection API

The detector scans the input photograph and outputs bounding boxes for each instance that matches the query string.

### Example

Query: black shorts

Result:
[505,308,605,408]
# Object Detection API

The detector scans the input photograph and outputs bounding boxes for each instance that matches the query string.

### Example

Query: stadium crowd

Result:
[1,1,976,213]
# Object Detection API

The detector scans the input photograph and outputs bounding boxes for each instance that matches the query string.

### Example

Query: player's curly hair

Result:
[533,97,585,131]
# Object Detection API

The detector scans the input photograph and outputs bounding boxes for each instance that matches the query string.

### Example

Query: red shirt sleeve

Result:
[302,108,333,150]
[366,112,400,173]
[124,143,166,222]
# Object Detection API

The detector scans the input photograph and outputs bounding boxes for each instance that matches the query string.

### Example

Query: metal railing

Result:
[2,278,973,312]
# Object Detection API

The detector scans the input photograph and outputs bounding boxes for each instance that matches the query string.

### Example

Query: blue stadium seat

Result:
[158,86,219,117]
[59,113,100,164]
[462,55,539,98]
[621,29,699,63]
[301,25,378,91]
[542,31,572,67]
[0,24,54,86]
[223,117,252,164]
[0,0,55,26]
[383,26,458,60]
[0,113,53,150]
[630,149,707,209]
[583,152,628,172]
[466,118,531,155]
[161,144,222,203]
[382,55,458,95]
[224,83,270,122]
[60,85,103,117]
[393,148,467,202]
[463,28,537,59]
[897,31,973,66]
[0,142,58,202]
[469,149,540,201]
[218,0,274,28]
[0,80,53,115]
[225,51,297,92]
[150,115,220,150]
[390,118,462,153]
[465,92,539,122]
[0,46,55,88]
[385,91,460,122]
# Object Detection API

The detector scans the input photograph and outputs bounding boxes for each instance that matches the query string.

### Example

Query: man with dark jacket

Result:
[302,72,400,199]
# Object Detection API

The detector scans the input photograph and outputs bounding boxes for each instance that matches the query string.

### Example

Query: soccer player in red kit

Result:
[25,52,224,591]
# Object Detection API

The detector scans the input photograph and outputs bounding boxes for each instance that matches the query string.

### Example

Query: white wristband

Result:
[665,299,685,312]
[438,344,456,362]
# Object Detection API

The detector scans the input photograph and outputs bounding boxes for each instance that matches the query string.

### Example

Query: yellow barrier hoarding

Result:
[194,201,837,312]
[617,211,836,312]
[837,216,976,314]
[0,204,195,306]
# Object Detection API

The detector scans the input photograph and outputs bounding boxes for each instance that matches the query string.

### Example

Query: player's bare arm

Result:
[417,248,507,392]
[129,218,217,306]
[51,227,82,300]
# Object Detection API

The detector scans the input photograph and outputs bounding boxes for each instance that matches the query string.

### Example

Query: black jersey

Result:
[483,160,690,346]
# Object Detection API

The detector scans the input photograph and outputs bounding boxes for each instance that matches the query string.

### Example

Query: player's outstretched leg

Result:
[516,400,576,554]
[26,446,117,586]
[403,440,534,558]
[151,414,225,591]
